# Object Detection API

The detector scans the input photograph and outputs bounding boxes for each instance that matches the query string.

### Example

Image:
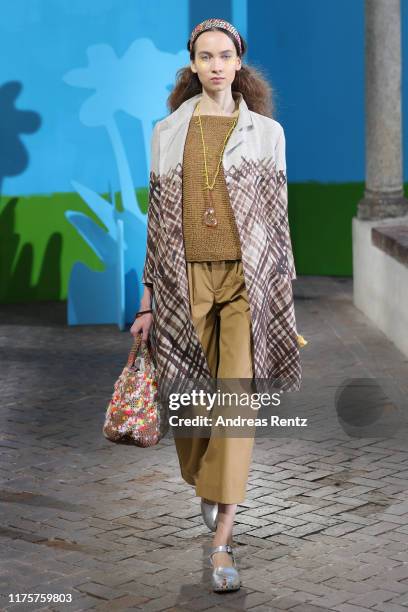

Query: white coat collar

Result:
[159,90,253,160]
[161,90,252,130]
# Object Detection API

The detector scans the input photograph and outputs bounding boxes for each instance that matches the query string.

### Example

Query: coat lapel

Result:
[159,91,253,173]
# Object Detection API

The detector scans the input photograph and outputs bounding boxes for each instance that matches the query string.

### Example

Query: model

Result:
[131,17,302,593]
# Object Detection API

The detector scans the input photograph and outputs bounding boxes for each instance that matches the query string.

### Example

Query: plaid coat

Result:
[142,91,302,393]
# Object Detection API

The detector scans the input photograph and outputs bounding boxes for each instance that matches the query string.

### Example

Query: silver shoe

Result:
[209,544,241,592]
[200,498,218,532]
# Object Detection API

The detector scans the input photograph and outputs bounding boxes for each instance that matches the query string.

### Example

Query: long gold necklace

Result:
[195,99,239,227]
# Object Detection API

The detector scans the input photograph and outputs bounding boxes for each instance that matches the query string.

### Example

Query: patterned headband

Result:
[189,18,242,55]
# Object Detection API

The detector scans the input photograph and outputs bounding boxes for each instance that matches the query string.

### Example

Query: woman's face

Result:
[191,30,241,93]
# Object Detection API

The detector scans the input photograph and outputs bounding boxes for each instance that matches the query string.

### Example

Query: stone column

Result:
[358,0,408,219]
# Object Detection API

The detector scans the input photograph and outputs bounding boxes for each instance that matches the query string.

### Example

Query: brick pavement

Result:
[0,276,408,611]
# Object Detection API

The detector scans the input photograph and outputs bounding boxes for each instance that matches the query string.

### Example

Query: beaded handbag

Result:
[103,333,168,447]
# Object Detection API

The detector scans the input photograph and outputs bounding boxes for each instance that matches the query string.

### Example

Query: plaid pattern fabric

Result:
[142,93,302,393]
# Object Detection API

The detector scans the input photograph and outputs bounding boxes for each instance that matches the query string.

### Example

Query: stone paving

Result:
[1,276,408,612]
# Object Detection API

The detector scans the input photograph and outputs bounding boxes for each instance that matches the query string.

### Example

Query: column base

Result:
[352,216,408,358]
[357,194,408,220]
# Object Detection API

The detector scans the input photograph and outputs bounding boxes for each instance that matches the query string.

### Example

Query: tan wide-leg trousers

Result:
[173,260,256,504]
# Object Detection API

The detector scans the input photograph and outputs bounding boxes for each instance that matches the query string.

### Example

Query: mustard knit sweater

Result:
[182,113,242,261]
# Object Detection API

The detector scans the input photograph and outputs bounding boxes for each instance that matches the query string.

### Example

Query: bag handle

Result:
[127,333,143,367]
[126,333,154,372]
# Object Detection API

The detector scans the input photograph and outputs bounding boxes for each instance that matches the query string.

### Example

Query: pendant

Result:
[203,189,217,227]
[203,207,218,227]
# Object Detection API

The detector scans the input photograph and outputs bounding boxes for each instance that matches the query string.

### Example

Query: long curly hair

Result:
[167,26,275,118]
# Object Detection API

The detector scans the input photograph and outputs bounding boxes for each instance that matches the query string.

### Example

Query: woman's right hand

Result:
[130,312,153,342]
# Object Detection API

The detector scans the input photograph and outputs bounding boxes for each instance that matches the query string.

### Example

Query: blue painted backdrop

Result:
[0,0,407,321]
[2,0,407,197]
